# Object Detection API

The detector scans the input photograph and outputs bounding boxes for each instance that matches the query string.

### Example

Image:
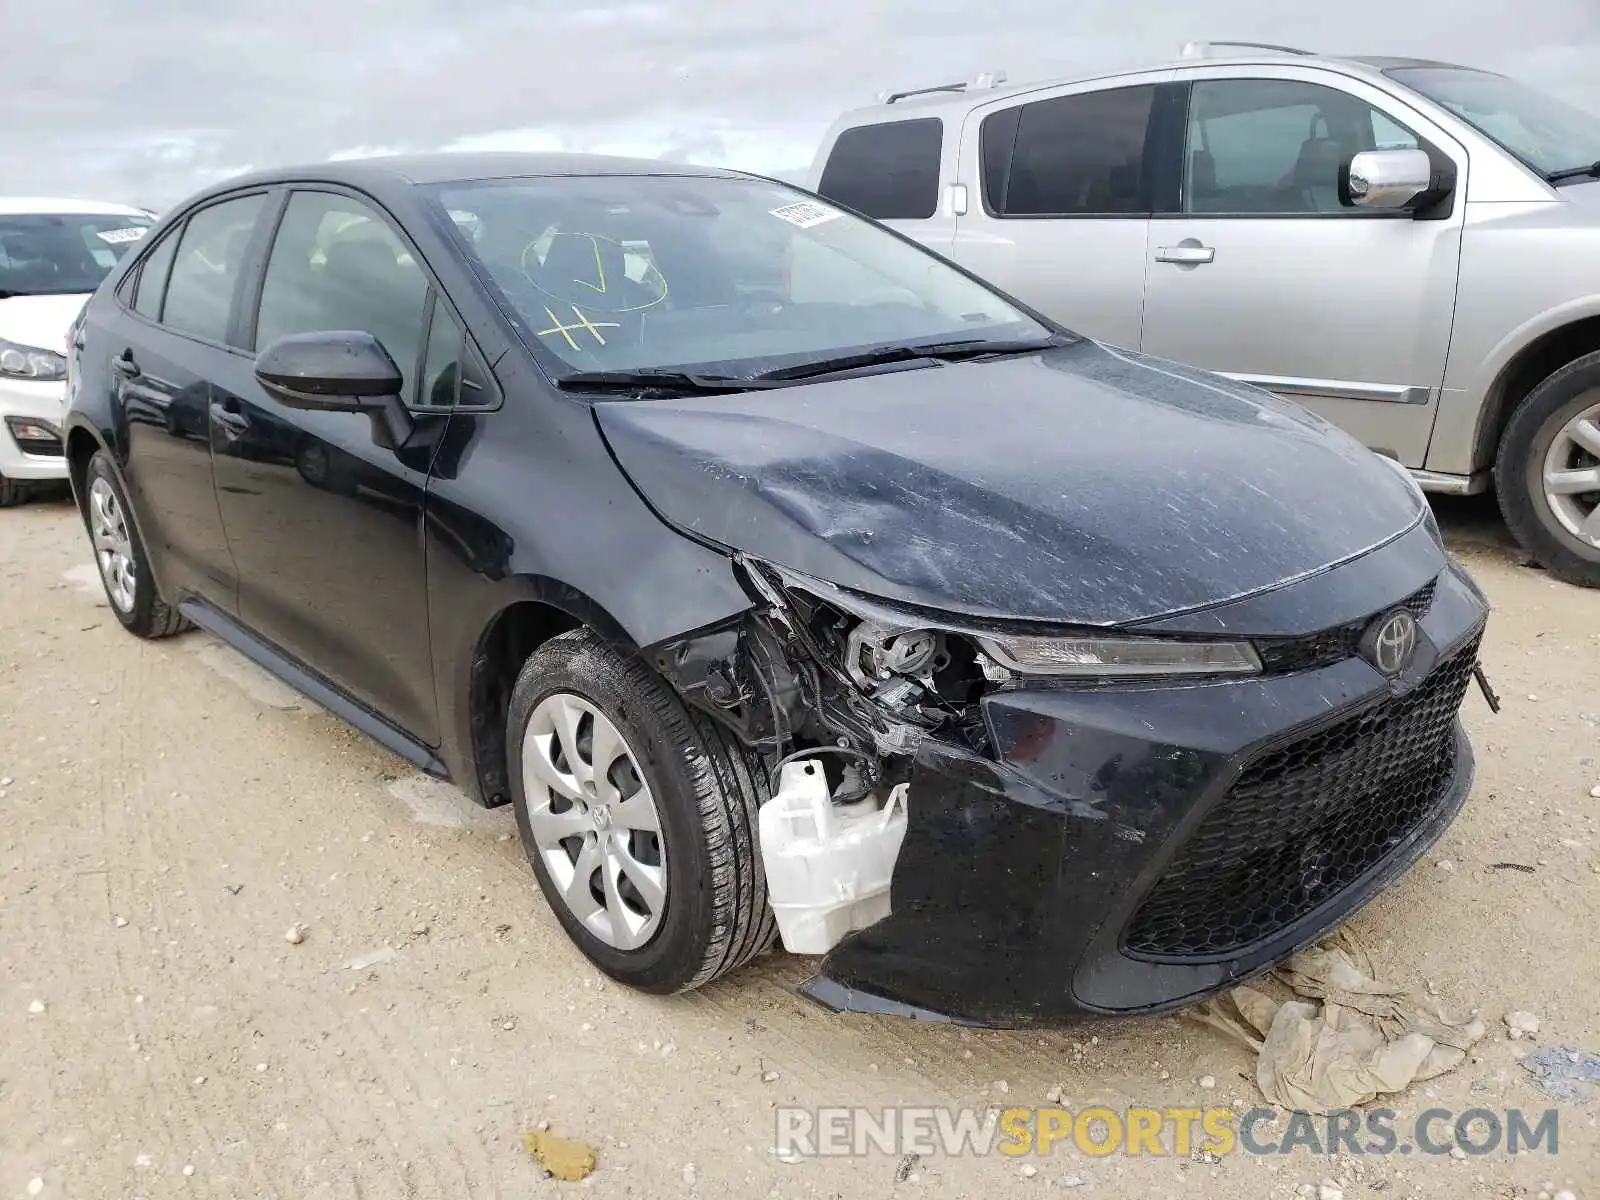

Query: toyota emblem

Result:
[1363,609,1419,676]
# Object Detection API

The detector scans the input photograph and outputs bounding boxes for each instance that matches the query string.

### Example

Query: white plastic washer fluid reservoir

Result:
[758,759,909,955]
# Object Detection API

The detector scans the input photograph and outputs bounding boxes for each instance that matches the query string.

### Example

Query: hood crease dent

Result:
[596,342,1426,627]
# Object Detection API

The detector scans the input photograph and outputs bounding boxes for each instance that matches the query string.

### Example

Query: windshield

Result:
[0,212,152,296]
[429,175,1051,381]
[1386,67,1600,180]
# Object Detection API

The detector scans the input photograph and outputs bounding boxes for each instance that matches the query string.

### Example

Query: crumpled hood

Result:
[595,341,1425,625]
[0,293,89,352]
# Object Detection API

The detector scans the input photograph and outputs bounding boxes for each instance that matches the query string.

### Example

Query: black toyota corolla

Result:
[62,153,1491,1025]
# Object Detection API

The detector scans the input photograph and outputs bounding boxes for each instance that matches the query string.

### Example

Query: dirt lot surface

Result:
[2,493,1596,1199]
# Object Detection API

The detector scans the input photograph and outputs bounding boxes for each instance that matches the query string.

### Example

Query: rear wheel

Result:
[1496,351,1600,588]
[507,628,774,993]
[84,451,190,638]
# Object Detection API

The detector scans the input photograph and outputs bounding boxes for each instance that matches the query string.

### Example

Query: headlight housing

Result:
[0,338,67,382]
[976,633,1261,678]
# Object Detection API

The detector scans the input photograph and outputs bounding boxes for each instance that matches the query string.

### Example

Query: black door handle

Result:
[209,401,249,436]
[111,351,138,377]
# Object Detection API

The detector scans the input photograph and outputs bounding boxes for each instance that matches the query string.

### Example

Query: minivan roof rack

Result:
[880,70,1008,105]
[1180,40,1314,58]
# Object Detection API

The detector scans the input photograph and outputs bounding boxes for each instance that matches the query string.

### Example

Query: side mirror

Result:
[253,331,412,448]
[1342,148,1435,210]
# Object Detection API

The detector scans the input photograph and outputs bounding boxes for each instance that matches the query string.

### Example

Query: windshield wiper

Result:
[554,369,785,395]
[1546,160,1600,183]
[750,334,1071,383]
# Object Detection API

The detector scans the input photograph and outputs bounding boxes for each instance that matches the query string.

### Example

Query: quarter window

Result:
[255,191,429,401]
[1184,79,1422,214]
[816,118,944,220]
[419,297,463,408]
[160,194,267,343]
[132,228,180,320]
[992,85,1158,216]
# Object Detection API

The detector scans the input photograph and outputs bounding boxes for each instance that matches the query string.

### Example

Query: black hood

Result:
[595,341,1426,626]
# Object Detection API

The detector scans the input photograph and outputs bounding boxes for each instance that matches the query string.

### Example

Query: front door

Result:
[1139,75,1467,467]
[210,188,441,743]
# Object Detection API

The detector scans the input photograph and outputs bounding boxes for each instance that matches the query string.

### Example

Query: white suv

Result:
[807,44,1600,586]
[1,198,153,506]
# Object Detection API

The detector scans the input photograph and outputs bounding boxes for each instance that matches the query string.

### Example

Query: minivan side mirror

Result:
[1342,148,1435,210]
[254,331,412,448]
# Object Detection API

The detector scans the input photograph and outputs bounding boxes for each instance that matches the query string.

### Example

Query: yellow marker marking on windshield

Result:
[538,305,620,350]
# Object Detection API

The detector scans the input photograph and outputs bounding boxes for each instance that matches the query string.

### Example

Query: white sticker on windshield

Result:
[97,227,148,245]
[769,201,841,229]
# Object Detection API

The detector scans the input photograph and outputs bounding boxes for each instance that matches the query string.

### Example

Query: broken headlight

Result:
[975,633,1261,679]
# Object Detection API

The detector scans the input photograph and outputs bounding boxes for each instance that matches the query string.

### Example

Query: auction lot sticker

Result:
[770,201,841,229]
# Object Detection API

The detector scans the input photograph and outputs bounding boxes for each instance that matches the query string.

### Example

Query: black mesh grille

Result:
[1123,628,1479,961]
[1256,578,1437,675]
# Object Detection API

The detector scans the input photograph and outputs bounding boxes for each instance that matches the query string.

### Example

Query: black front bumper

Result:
[801,538,1489,1026]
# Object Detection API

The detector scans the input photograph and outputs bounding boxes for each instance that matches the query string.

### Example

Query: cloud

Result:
[3,0,1597,205]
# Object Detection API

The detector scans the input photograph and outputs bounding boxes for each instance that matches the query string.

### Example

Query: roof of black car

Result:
[229,152,746,190]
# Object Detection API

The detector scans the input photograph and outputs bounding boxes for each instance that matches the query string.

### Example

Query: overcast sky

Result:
[5,0,1598,208]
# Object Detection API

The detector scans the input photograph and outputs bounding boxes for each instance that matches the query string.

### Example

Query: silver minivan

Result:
[807,43,1600,586]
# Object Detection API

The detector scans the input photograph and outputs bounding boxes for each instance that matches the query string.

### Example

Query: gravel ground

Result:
[1,492,1595,1199]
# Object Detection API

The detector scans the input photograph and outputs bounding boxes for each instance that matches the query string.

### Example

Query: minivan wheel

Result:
[507,628,775,993]
[1497,351,1600,588]
[84,451,190,638]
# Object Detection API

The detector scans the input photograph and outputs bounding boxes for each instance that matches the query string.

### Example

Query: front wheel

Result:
[1496,351,1600,588]
[84,451,190,638]
[507,629,775,993]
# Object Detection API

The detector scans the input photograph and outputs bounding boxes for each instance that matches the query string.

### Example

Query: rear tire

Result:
[84,451,190,638]
[1496,351,1600,588]
[508,628,775,993]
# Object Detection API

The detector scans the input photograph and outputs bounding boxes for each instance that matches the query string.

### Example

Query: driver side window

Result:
[254,191,429,401]
[1185,79,1421,215]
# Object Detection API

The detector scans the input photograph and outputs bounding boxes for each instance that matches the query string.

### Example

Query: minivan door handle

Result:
[1155,243,1216,266]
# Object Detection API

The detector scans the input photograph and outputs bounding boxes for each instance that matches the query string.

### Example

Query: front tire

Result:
[507,628,775,993]
[1496,351,1600,588]
[84,451,190,638]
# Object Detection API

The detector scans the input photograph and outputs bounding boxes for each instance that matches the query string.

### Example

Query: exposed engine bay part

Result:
[649,555,1004,805]
[759,759,909,955]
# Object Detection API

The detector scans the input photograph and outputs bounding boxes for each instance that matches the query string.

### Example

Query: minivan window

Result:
[160,194,266,344]
[1184,79,1419,214]
[994,85,1157,216]
[0,212,152,297]
[433,175,1049,379]
[255,191,429,400]
[1386,67,1600,180]
[816,118,944,220]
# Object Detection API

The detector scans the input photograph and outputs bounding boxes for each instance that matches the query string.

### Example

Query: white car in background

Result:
[1,198,153,506]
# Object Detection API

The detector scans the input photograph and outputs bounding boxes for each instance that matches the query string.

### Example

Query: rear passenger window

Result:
[132,229,179,320]
[160,195,267,344]
[989,85,1158,216]
[816,118,943,220]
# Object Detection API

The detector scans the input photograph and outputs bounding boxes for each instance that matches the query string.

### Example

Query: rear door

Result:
[1138,71,1468,466]
[949,74,1182,351]
[106,191,269,610]
[209,187,444,743]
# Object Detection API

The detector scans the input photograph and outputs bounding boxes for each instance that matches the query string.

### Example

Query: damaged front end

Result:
[650,540,1491,1029]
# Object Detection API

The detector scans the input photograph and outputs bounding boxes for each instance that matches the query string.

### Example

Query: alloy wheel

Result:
[89,476,136,613]
[1542,394,1600,549]
[521,692,667,950]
